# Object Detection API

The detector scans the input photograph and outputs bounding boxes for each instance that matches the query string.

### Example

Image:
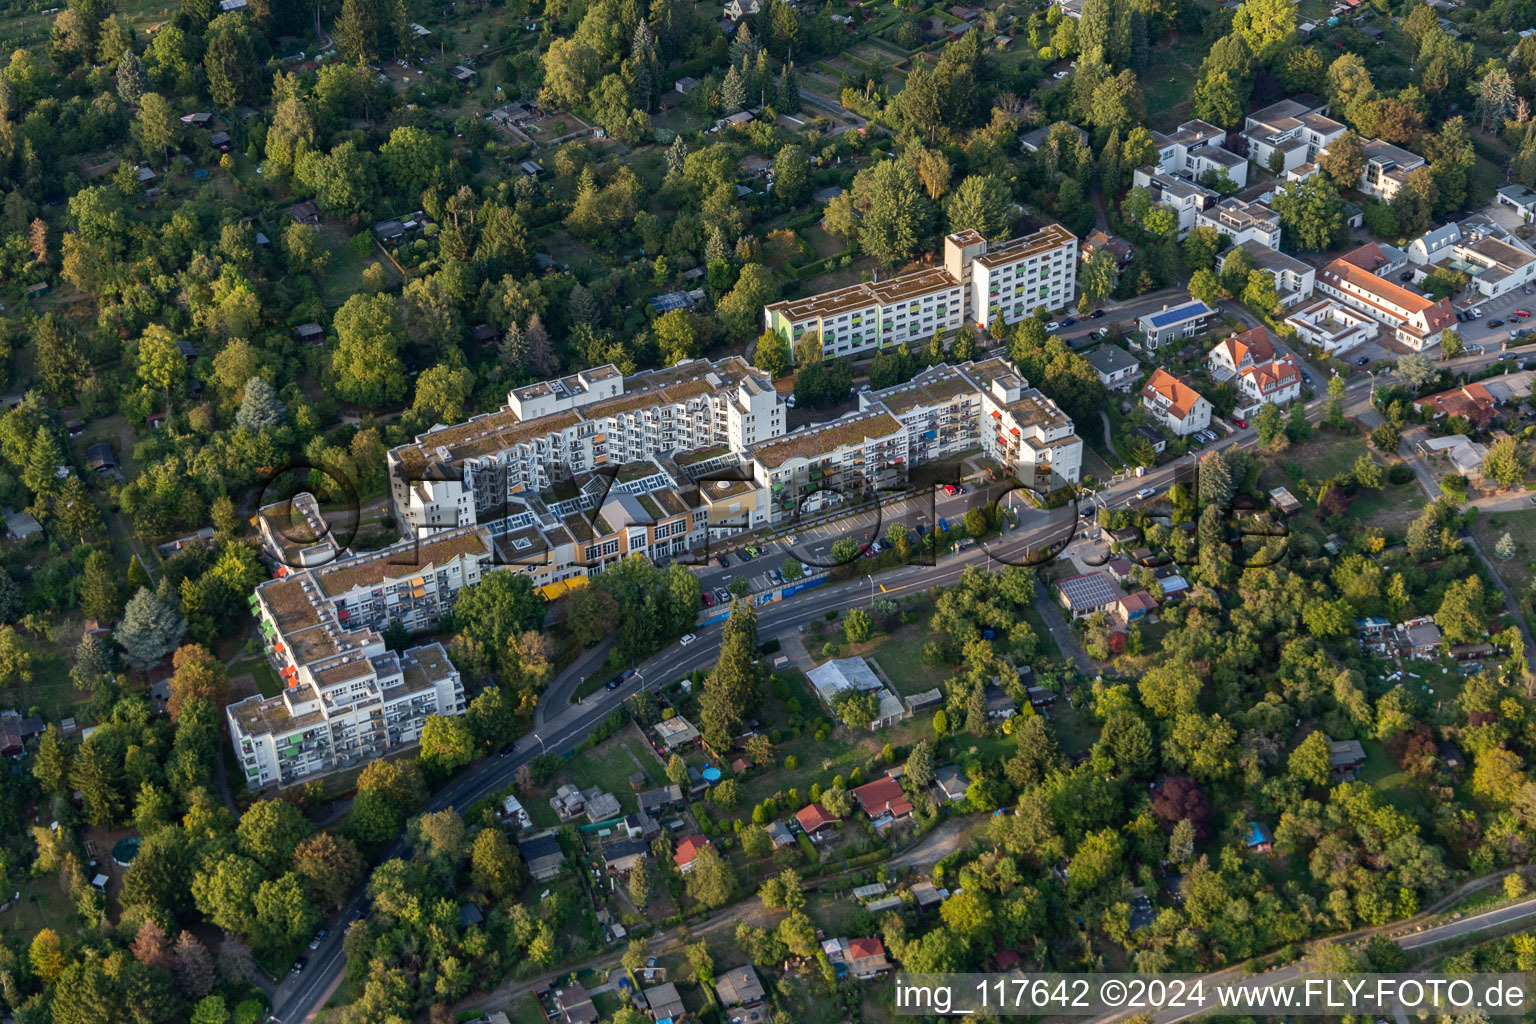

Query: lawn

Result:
[866,623,953,697]
[1470,508,1536,599]
[1357,737,1432,816]
[1141,34,1205,131]
[1269,429,1370,486]
[556,726,663,814]
[1354,479,1429,537]
[230,655,284,698]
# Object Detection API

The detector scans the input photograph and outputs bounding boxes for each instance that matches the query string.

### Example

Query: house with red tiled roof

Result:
[1415,382,1501,430]
[1141,368,1212,436]
[845,937,892,978]
[1206,327,1275,377]
[1316,243,1455,351]
[796,802,838,835]
[852,776,912,826]
[673,835,711,873]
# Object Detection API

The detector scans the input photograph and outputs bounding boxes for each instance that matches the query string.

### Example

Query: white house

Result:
[1137,299,1215,349]
[1141,368,1212,436]
[1196,197,1282,250]
[1084,345,1141,391]
[1358,139,1426,202]
[1316,243,1455,351]
[1284,298,1379,355]
[1242,97,1346,174]
[1406,216,1536,301]
[1149,119,1249,188]
[1218,241,1316,308]
[1205,328,1302,418]
[1132,167,1217,237]
[1496,184,1536,223]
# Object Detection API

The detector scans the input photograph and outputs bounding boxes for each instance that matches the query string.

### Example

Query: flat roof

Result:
[749,411,903,469]
[1143,300,1214,328]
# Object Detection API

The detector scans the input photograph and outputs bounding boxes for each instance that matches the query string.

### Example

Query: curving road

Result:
[269,341,1532,1024]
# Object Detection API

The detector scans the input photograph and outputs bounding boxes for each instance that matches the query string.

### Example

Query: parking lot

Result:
[1457,287,1536,348]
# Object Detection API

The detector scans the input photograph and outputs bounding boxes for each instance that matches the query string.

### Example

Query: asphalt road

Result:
[270,340,1532,1024]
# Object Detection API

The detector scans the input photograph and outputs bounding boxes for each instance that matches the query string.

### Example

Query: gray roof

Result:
[715,966,766,1006]
[1084,345,1139,376]
[808,657,884,703]
[1057,572,1121,612]
[518,832,563,863]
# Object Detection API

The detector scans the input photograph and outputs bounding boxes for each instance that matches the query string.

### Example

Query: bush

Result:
[1387,463,1414,486]
[760,638,782,655]
[233,1001,268,1024]
[784,755,798,770]
[796,833,818,862]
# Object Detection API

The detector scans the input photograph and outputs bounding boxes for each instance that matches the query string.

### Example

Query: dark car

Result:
[605,677,622,691]
[1355,356,1370,366]
[1062,317,1077,326]
[717,554,730,567]
[1089,308,1106,318]
[1399,271,1413,281]
[1488,319,1505,328]
[291,957,308,976]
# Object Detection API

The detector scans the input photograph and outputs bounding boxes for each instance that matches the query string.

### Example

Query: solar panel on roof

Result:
[1146,302,1213,328]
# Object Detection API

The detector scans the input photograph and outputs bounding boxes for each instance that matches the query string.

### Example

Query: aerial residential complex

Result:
[228,493,480,787]
[761,224,1079,357]
[1316,242,1456,351]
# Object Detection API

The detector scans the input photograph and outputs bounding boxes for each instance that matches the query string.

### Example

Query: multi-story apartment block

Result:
[387,357,783,547]
[1358,139,1426,202]
[1217,240,1316,308]
[1242,97,1346,174]
[229,521,491,787]
[1141,368,1213,436]
[1196,197,1282,250]
[1132,167,1217,237]
[1406,215,1536,300]
[762,226,1078,357]
[1149,120,1249,188]
[1283,298,1379,355]
[1205,327,1302,419]
[1137,299,1216,350]
[747,409,909,521]
[1317,243,1455,351]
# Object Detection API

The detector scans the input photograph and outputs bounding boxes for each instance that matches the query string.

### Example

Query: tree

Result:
[718,263,779,339]
[236,377,285,433]
[856,160,931,269]
[946,174,1010,240]
[843,608,873,644]
[1436,576,1488,644]
[137,324,187,396]
[331,293,408,407]
[133,92,179,165]
[168,643,231,720]
[237,798,314,873]
[773,144,809,209]
[628,857,652,906]
[1081,249,1119,304]
[1397,352,1437,390]
[684,845,735,907]
[33,722,69,796]
[203,14,258,109]
[191,995,229,1024]
[419,715,477,776]
[721,65,746,112]
[413,363,475,424]
[1231,0,1295,60]
[294,832,364,910]
[1271,176,1343,251]
[80,549,122,622]
[752,331,790,378]
[30,929,66,983]
[1289,730,1333,787]
[1482,437,1529,490]
[116,587,186,670]
[1319,130,1365,188]
[173,929,216,998]
[906,738,934,788]
[1192,70,1243,129]
[117,48,147,103]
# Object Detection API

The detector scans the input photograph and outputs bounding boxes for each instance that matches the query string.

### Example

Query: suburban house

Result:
[1079,229,1135,269]
[643,983,686,1023]
[851,776,912,826]
[1283,298,1378,355]
[1148,119,1249,188]
[1132,167,1217,237]
[653,716,702,753]
[796,802,839,836]
[1218,241,1316,307]
[1405,215,1536,300]
[839,937,894,979]
[933,765,970,802]
[1141,368,1213,436]
[638,784,685,816]
[1316,243,1455,351]
[1206,329,1302,418]
[1137,300,1215,349]
[1414,382,1501,430]
[556,984,600,1024]
[1205,326,1275,378]
[0,711,43,757]
[1241,96,1346,174]
[808,657,909,731]
[715,967,767,1016]
[1329,737,1367,779]
[673,835,712,873]
[1358,139,1426,201]
[1056,571,1124,618]
[601,836,648,874]
[518,832,565,882]
[1196,197,1282,250]
[1114,590,1159,624]
[1084,345,1141,391]
[1019,121,1090,152]
[1395,616,1445,658]
[1496,183,1536,222]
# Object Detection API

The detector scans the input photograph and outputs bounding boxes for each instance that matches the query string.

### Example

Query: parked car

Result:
[1488,319,1505,328]
[1094,326,1110,338]
[745,545,760,557]
[1233,417,1247,428]
[1062,317,1077,326]
[1399,271,1413,281]
[1136,487,1157,500]
[309,930,328,951]
[1516,309,1532,318]
[701,592,715,607]
[1052,70,1069,79]
[605,677,622,691]
[713,587,730,604]
[1046,321,1061,331]
[679,633,697,646]
[718,554,730,567]
[1301,371,1312,383]
[738,547,753,561]
[292,958,308,976]
[1470,307,1484,318]
[1355,356,1370,365]
[1089,308,1106,318]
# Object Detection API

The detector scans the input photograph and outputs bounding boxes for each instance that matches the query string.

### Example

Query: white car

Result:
[1094,326,1110,339]
[1052,70,1070,79]
[1046,321,1061,331]
[1470,307,1484,318]
[1136,487,1157,500]
[679,633,697,646]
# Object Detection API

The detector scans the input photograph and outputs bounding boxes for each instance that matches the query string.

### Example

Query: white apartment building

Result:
[230,523,492,787]
[1150,119,1249,188]
[762,225,1078,357]
[1217,240,1316,308]
[1316,243,1455,350]
[1141,368,1213,436]
[1205,327,1302,419]
[1359,139,1426,202]
[1196,197,1282,250]
[1406,215,1536,300]
[1242,97,1346,174]
[1132,167,1217,237]
[1137,299,1216,349]
[387,357,784,546]
[1284,298,1379,355]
